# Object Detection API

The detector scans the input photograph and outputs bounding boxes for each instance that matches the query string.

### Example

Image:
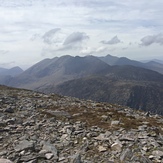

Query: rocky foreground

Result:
[0,86,163,163]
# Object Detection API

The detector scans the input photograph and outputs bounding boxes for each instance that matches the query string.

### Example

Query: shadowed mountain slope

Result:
[52,76,163,115]
[107,65,163,82]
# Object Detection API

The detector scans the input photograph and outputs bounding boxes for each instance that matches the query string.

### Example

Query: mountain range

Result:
[99,54,163,74]
[0,66,23,76]
[0,66,23,86]
[1,55,163,115]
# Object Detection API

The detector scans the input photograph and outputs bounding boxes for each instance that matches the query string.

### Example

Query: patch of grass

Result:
[37,99,163,134]
[120,117,142,130]
[146,117,163,135]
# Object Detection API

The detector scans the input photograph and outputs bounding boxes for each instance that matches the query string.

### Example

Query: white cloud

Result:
[30,33,41,41]
[140,34,163,46]
[42,28,61,44]
[101,36,121,45]
[63,32,89,45]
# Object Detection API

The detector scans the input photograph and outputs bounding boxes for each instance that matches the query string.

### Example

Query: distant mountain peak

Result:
[0,66,23,77]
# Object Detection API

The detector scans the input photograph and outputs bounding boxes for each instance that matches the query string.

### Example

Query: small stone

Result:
[148,131,157,137]
[4,107,14,113]
[105,131,112,137]
[98,146,107,152]
[94,133,109,141]
[60,134,69,140]
[67,128,72,134]
[120,136,134,141]
[94,142,98,146]
[142,146,148,152]
[14,140,34,152]
[74,140,78,144]
[111,142,122,152]
[42,141,58,158]
[152,150,163,158]
[39,150,48,154]
[0,151,7,156]
[20,150,25,155]
[111,121,120,125]
[120,148,133,161]
[71,154,82,163]
[45,153,54,159]
[138,133,148,139]
[83,137,87,141]
[149,155,154,159]
[101,115,108,121]
[138,125,147,131]
[58,157,66,161]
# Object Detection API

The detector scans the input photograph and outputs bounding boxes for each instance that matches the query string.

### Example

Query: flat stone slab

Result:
[0,159,13,163]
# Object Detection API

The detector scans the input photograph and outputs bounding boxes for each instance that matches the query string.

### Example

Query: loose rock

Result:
[0,86,163,163]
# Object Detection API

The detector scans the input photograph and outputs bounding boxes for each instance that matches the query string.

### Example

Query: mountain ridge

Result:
[99,54,163,74]
[1,54,163,115]
[6,55,110,89]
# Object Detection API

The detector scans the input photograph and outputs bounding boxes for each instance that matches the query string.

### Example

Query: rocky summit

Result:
[0,85,163,163]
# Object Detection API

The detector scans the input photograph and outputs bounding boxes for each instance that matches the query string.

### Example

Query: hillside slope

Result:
[50,76,163,115]
[0,85,163,162]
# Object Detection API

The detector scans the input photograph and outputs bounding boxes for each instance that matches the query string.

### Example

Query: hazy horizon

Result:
[0,0,163,69]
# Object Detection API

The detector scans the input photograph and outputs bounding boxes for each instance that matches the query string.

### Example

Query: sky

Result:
[0,0,163,69]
